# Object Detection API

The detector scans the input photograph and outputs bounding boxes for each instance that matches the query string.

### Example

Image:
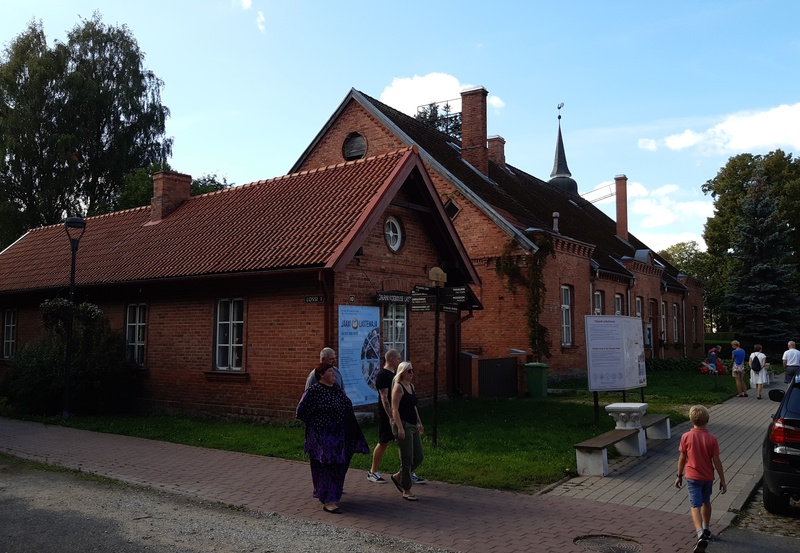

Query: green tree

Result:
[415,101,462,140]
[116,169,233,211]
[725,169,800,345]
[658,241,719,331]
[702,150,800,331]
[0,14,172,245]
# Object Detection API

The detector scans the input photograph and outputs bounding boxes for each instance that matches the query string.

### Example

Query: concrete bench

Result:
[574,406,672,476]
[574,428,640,477]
[641,413,671,440]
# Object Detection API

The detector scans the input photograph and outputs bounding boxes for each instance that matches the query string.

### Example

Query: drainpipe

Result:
[319,270,332,346]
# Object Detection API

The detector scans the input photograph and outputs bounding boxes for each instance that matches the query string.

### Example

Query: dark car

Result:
[762,377,800,514]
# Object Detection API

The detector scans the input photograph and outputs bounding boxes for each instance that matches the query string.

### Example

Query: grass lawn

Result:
[8,370,739,492]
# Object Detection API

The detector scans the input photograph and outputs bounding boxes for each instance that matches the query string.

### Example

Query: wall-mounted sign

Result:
[304,295,325,304]
[377,292,411,304]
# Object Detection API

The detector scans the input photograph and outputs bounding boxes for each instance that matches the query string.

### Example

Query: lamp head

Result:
[64,216,86,242]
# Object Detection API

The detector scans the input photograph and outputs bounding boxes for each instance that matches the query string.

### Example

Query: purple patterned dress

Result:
[296,382,369,503]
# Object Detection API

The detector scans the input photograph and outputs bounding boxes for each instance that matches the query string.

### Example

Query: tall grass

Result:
[18,370,739,492]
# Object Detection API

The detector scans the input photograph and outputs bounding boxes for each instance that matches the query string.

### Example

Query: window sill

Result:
[204,371,250,382]
[561,345,579,353]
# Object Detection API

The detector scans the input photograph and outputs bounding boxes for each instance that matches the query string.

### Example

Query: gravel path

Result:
[0,458,452,553]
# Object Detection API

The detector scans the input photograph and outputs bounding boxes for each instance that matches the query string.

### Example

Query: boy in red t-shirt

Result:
[674,405,727,553]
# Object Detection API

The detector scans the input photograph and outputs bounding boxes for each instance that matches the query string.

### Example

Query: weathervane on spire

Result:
[557,102,564,120]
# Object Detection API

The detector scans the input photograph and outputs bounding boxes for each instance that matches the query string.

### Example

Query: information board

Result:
[338,305,380,406]
[584,315,647,391]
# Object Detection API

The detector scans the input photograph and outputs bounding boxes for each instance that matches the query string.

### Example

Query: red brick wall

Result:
[297,101,405,171]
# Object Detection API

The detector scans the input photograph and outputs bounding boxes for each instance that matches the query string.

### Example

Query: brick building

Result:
[292,87,704,393]
[0,149,479,417]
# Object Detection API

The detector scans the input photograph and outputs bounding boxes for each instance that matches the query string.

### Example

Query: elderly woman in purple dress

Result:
[296,364,369,514]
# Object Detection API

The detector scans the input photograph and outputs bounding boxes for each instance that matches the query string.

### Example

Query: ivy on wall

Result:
[496,235,556,362]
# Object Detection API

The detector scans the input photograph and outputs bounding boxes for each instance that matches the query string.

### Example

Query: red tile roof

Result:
[0,148,430,293]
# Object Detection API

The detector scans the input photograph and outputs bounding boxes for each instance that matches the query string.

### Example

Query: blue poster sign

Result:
[338,305,381,406]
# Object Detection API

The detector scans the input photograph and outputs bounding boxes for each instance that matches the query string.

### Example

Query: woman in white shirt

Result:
[749,344,768,400]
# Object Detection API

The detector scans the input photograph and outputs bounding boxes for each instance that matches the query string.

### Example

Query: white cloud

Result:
[256,11,265,32]
[638,138,657,151]
[379,73,504,117]
[240,0,253,9]
[634,231,707,253]
[489,96,505,110]
[639,102,800,155]
[650,184,680,197]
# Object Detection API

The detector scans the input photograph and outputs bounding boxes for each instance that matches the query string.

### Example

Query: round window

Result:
[384,216,403,252]
[342,132,367,161]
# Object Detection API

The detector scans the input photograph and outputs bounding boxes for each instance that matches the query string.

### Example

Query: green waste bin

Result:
[524,362,548,398]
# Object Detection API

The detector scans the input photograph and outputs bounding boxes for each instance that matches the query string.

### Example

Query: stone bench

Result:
[641,413,671,440]
[573,428,640,477]
[573,403,672,476]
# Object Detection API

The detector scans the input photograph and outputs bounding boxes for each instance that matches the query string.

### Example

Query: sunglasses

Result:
[406,369,414,374]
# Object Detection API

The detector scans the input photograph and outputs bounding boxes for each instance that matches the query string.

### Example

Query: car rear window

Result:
[785,385,800,418]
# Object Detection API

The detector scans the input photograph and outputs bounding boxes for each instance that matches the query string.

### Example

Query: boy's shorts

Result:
[686,478,713,508]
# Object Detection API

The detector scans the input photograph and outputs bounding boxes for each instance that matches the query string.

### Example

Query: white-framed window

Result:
[382,302,407,360]
[614,294,624,316]
[635,297,643,318]
[3,309,17,359]
[661,301,667,341]
[125,303,147,366]
[216,298,244,370]
[673,303,679,343]
[561,285,573,346]
[384,216,403,252]
[593,291,603,315]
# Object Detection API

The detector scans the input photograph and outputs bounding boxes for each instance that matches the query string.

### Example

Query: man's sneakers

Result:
[367,471,386,483]
[369,471,426,484]
[692,530,710,553]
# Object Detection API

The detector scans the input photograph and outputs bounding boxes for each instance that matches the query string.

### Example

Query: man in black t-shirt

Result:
[367,349,401,483]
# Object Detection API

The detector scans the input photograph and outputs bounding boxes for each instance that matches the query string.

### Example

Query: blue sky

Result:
[3,0,800,252]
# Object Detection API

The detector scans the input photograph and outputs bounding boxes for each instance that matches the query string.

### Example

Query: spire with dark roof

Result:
[548,103,578,195]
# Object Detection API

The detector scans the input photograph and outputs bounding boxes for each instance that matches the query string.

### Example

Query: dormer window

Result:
[342,132,367,161]
[444,199,460,219]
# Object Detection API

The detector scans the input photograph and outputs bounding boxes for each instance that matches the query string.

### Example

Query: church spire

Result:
[548,103,578,195]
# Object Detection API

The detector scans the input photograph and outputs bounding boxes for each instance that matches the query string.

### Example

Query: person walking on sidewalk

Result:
[731,341,748,397]
[782,341,800,384]
[390,361,424,501]
[367,349,401,484]
[296,364,369,514]
[674,405,727,553]
[305,347,344,391]
[367,350,427,486]
[749,344,768,400]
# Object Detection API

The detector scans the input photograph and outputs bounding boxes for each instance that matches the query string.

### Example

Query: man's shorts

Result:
[377,410,395,444]
[686,478,713,508]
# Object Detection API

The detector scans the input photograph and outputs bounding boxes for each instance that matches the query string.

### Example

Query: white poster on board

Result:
[338,305,381,406]
[584,315,647,391]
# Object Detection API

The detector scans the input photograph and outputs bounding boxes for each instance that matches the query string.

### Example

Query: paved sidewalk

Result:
[0,391,777,553]
[547,391,776,528]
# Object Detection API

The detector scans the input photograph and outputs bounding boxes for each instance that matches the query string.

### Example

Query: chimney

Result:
[460,86,489,175]
[615,174,628,242]
[150,171,192,223]
[488,135,505,168]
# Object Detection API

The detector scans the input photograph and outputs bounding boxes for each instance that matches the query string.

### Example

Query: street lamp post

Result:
[62,216,86,420]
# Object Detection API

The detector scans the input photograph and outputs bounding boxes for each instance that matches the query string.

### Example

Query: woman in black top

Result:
[389,361,424,500]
